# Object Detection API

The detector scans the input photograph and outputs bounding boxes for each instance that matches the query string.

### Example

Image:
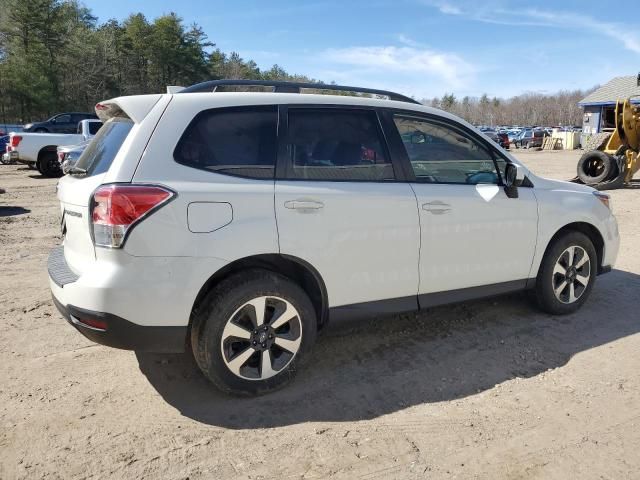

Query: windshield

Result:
[74,117,134,176]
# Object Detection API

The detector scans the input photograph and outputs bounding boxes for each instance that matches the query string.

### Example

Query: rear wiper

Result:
[68,166,87,176]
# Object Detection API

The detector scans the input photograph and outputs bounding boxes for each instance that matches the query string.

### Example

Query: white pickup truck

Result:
[2,119,102,177]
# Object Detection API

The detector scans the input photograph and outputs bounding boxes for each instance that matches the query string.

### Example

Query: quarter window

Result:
[286,108,394,181]
[174,106,278,179]
[393,115,501,185]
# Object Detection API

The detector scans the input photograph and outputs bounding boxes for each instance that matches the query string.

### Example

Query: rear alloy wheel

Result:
[220,296,302,381]
[535,231,597,314]
[191,269,317,395]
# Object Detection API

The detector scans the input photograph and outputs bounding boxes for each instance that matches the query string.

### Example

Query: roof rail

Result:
[179,79,421,105]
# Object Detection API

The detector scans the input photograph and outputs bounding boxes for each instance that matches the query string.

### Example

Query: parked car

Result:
[507,130,522,143]
[3,119,102,176]
[482,129,500,143]
[513,129,549,149]
[496,132,510,149]
[23,112,98,134]
[0,136,9,161]
[57,141,88,174]
[49,80,619,395]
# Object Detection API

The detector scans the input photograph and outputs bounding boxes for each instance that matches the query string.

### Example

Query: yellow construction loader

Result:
[576,92,640,190]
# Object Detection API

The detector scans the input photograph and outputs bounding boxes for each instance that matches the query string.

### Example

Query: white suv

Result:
[49,80,619,395]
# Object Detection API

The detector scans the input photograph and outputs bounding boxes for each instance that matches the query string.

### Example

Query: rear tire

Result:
[191,269,317,395]
[38,151,62,177]
[577,151,616,184]
[535,231,597,315]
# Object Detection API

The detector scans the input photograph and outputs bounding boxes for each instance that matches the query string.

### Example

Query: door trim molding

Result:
[328,279,534,322]
[418,279,530,309]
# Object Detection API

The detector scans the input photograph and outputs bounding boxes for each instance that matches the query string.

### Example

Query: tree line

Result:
[0,0,594,126]
[426,90,593,127]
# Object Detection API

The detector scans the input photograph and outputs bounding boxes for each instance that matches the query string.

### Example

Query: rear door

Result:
[385,112,538,302]
[275,106,420,312]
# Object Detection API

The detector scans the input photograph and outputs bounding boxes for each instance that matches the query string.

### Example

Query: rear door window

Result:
[174,106,278,179]
[285,108,394,181]
[74,117,134,176]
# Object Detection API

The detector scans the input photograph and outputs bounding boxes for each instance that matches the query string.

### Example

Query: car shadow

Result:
[0,206,31,217]
[136,269,640,429]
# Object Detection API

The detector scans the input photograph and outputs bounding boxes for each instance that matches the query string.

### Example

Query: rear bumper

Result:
[2,151,19,163]
[48,245,189,353]
[52,296,187,352]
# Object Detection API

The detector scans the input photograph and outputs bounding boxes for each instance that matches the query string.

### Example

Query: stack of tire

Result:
[576,134,626,190]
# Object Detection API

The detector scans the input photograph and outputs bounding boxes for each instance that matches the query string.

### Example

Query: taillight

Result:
[10,135,22,148]
[57,151,65,162]
[90,184,174,248]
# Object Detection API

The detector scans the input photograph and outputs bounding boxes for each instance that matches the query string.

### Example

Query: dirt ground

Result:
[1,150,639,480]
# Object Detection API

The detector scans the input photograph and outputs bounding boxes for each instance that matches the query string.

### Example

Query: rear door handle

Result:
[284,200,324,210]
[422,201,451,214]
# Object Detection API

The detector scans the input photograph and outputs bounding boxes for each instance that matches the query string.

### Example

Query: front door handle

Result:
[422,201,451,214]
[284,200,324,210]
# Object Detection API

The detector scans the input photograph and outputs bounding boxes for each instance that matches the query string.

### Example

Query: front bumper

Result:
[48,246,187,352]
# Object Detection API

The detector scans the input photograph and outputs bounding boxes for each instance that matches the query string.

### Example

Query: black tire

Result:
[535,231,597,315]
[191,269,317,395]
[34,128,48,133]
[577,151,616,184]
[38,151,62,177]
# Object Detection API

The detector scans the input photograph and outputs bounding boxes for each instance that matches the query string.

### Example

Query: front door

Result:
[389,113,538,303]
[275,107,420,313]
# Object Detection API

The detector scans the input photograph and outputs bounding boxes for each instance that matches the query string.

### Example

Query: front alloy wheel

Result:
[552,246,591,304]
[221,296,302,380]
[535,231,597,315]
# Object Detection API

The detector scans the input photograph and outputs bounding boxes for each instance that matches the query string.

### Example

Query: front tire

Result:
[191,269,317,395]
[535,231,597,315]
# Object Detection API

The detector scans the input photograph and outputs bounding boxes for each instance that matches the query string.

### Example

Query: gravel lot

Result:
[1,150,639,479]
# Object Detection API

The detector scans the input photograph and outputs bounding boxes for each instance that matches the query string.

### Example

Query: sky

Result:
[83,0,640,100]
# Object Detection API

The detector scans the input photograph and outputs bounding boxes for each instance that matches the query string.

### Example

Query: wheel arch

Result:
[189,254,329,332]
[37,145,58,162]
[542,222,605,274]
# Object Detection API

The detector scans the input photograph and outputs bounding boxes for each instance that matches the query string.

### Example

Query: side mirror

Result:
[504,163,525,198]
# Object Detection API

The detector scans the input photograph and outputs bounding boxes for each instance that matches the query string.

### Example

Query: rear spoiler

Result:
[94,94,164,123]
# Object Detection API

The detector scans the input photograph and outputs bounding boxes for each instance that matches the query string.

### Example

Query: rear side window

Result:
[75,117,134,177]
[174,106,277,179]
[285,108,394,181]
